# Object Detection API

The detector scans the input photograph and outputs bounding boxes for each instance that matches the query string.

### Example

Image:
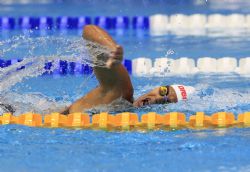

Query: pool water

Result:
[1,126,250,172]
[1,0,250,172]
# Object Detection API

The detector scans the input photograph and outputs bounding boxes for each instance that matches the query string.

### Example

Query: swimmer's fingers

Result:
[110,45,123,58]
[106,45,123,68]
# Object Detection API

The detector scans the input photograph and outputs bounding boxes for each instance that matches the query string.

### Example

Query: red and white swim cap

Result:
[171,85,195,101]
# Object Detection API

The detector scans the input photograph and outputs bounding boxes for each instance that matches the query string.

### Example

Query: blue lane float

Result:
[132,16,149,29]
[56,16,91,29]
[113,16,130,29]
[45,61,94,75]
[68,62,84,74]
[18,17,53,30]
[0,17,15,29]
[18,17,33,29]
[35,17,53,30]
[77,17,91,29]
[52,60,68,75]
[94,16,113,29]
[0,58,24,69]
[123,59,132,74]
[0,59,11,68]
[1,14,250,30]
[56,17,75,29]
[0,58,131,75]
[0,16,150,30]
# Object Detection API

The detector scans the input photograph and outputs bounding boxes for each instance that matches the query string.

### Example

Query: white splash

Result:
[0,34,111,115]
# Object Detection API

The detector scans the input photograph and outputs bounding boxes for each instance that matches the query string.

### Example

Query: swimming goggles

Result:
[159,86,170,103]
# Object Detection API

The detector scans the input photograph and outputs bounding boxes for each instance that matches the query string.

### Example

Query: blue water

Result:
[1,126,250,172]
[1,0,250,172]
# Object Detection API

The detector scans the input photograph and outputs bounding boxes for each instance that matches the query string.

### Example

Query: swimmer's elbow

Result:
[82,25,99,39]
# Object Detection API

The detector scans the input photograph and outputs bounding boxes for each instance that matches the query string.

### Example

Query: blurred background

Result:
[1,0,250,16]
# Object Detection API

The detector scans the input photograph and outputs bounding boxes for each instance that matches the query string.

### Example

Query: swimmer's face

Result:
[133,86,178,107]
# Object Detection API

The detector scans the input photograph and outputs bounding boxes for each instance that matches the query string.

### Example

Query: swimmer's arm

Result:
[82,25,133,100]
[83,25,131,87]
[61,25,133,114]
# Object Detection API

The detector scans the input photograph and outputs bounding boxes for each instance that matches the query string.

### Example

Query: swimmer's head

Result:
[133,85,195,107]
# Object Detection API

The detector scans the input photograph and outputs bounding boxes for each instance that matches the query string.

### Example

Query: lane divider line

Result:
[1,14,250,30]
[1,112,250,131]
[3,57,250,75]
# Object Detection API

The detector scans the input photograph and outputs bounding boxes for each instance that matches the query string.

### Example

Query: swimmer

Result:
[61,25,195,115]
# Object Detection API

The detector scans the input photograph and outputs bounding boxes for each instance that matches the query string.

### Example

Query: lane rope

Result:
[1,14,250,30]
[1,57,250,75]
[1,112,250,131]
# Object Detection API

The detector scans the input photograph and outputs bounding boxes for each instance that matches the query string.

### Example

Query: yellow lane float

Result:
[1,112,250,131]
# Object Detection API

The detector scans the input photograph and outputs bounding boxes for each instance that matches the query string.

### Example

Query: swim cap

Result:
[171,85,195,101]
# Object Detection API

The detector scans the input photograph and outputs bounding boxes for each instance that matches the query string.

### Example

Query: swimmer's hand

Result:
[106,45,123,68]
